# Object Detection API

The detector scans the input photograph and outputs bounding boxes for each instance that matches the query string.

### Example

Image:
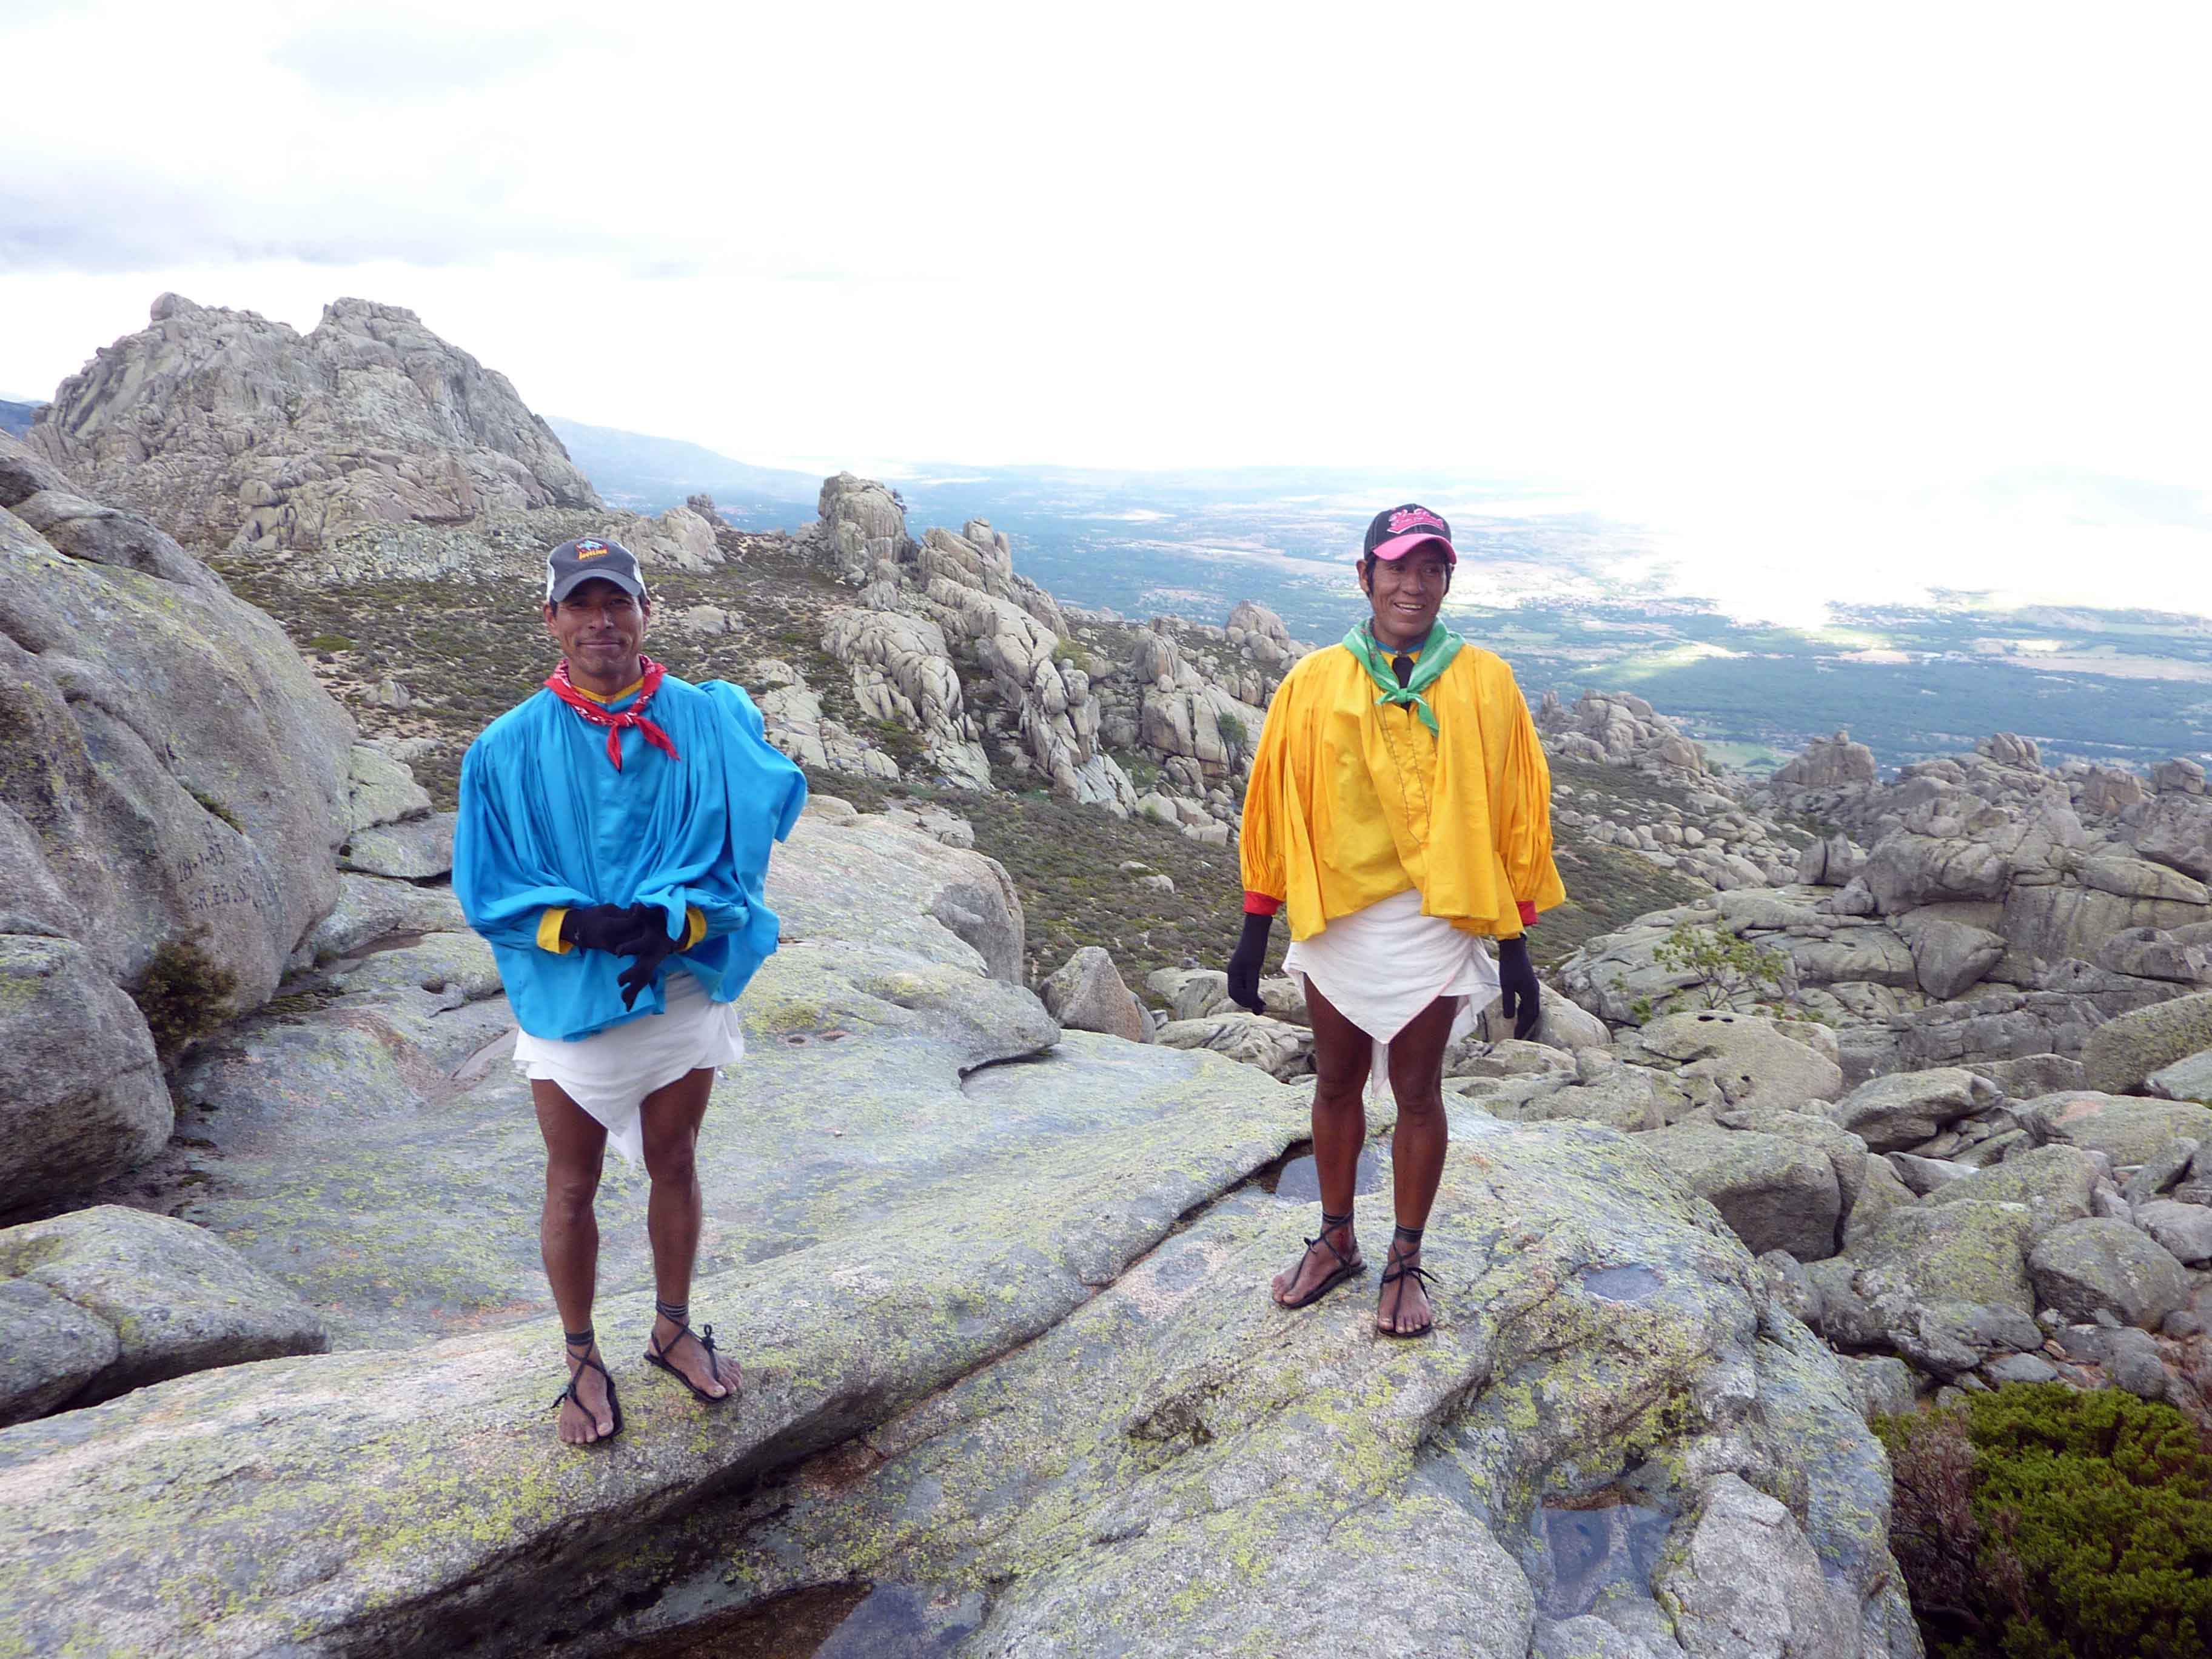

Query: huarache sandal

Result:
[644,1298,736,1405]
[554,1326,625,1444]
[1376,1224,1435,1339]
[1275,1209,1367,1310]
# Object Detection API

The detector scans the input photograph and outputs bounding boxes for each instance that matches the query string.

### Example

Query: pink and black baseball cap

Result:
[1362,503,1457,565]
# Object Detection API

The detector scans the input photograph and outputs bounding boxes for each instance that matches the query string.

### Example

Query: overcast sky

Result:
[5,1,2211,620]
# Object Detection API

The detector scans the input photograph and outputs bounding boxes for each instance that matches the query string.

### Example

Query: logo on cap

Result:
[574,539,609,559]
[1387,507,1448,537]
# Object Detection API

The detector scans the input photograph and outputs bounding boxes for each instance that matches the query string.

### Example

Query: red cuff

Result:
[1243,891,1282,917]
[1518,899,1538,928]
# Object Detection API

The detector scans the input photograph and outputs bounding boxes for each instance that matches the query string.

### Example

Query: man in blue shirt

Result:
[455,537,805,1446]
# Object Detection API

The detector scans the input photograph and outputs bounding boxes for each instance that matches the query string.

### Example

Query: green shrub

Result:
[304,634,354,652]
[1877,1384,2212,1659]
[131,937,240,1066]
[1649,919,1790,1013]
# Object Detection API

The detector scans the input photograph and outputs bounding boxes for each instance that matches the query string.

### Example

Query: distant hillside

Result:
[0,399,42,438]
[545,417,822,527]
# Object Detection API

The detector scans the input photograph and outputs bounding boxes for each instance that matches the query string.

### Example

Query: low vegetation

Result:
[1877,1384,2212,1659]
[131,937,240,1066]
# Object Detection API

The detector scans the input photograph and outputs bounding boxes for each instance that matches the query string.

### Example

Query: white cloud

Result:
[3,0,2210,614]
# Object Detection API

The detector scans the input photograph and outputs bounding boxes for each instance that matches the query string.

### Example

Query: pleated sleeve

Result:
[633,682,807,951]
[1238,680,1293,914]
[454,739,597,951]
[1478,660,1568,930]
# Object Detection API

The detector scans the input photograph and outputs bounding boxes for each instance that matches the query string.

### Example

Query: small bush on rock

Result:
[131,937,240,1066]
[1651,919,1789,1013]
[1878,1383,2212,1659]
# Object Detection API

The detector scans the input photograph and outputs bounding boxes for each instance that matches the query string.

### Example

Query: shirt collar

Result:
[568,675,644,706]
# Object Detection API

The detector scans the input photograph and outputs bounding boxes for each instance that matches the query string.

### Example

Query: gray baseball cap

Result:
[544,537,646,604]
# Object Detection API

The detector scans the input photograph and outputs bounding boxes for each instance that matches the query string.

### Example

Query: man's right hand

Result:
[1226,911,1272,1014]
[560,903,654,954]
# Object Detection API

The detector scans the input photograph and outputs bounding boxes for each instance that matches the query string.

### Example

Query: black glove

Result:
[1496,934,1541,1040]
[1226,910,1272,1014]
[560,903,651,954]
[615,908,683,1010]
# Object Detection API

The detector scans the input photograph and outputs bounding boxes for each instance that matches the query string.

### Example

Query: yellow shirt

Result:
[1239,642,1566,942]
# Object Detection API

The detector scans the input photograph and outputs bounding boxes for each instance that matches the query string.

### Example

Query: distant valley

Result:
[558,419,2212,778]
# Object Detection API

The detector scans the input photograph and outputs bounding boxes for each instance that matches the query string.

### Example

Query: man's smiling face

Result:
[1361,545,1452,649]
[545,578,648,691]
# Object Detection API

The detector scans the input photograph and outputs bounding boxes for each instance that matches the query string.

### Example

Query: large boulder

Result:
[2136,791,2212,883]
[2016,1090,2212,1165]
[1903,916,2008,999]
[1155,1011,1315,1081]
[1,434,355,1210]
[1652,1472,1857,1658]
[1637,1124,1843,1260]
[2025,1216,2191,1329]
[0,939,171,1216]
[0,1206,326,1424]
[1920,1144,2099,1241]
[2133,1199,2212,1266]
[1831,1068,2001,1153]
[1038,946,1149,1044]
[1838,1201,2040,1377]
[1619,1010,1845,1116]
[2081,990,2212,1094]
[29,295,598,572]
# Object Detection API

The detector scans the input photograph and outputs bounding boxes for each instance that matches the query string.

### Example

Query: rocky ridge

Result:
[25,295,729,587]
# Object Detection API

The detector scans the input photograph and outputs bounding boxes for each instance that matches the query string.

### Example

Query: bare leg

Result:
[1378,994,1458,1335]
[1272,979,1372,1305]
[533,1079,613,1443]
[640,1067,731,1399]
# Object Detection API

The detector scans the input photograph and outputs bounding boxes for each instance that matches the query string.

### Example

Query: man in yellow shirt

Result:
[1227,504,1565,1337]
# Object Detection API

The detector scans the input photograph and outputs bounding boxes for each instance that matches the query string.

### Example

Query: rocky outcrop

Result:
[29,295,598,564]
[0,432,355,1213]
[1769,729,1877,791]
[0,1206,324,1424]
[1537,689,1709,776]
[0,803,1918,1658]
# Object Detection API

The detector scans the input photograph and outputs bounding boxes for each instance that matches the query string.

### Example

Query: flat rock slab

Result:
[172,939,1313,1348]
[0,1205,324,1424]
[0,1031,1313,1658]
[2017,1090,2212,1165]
[587,1123,1907,1659]
[339,810,458,880]
[2147,1047,2212,1106]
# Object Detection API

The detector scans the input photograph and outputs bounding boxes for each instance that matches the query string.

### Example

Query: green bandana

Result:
[1341,622,1463,736]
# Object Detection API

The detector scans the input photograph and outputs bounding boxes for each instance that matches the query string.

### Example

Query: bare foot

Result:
[1272,1218,1364,1307]
[648,1314,734,1400]
[1376,1242,1433,1336]
[557,1342,616,1444]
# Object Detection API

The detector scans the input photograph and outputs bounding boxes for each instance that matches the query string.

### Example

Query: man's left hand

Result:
[1496,936,1543,1041]
[614,908,682,1009]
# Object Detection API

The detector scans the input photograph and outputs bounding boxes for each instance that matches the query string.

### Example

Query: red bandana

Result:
[546,656,681,770]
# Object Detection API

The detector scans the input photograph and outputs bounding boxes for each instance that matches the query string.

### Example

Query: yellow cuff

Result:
[683,906,706,950]
[538,907,574,954]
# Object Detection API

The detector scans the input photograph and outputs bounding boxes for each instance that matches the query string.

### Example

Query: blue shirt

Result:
[454,673,807,1041]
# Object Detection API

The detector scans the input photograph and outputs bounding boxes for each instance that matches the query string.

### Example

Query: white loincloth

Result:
[512,970,745,1165]
[1282,887,1500,1101]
